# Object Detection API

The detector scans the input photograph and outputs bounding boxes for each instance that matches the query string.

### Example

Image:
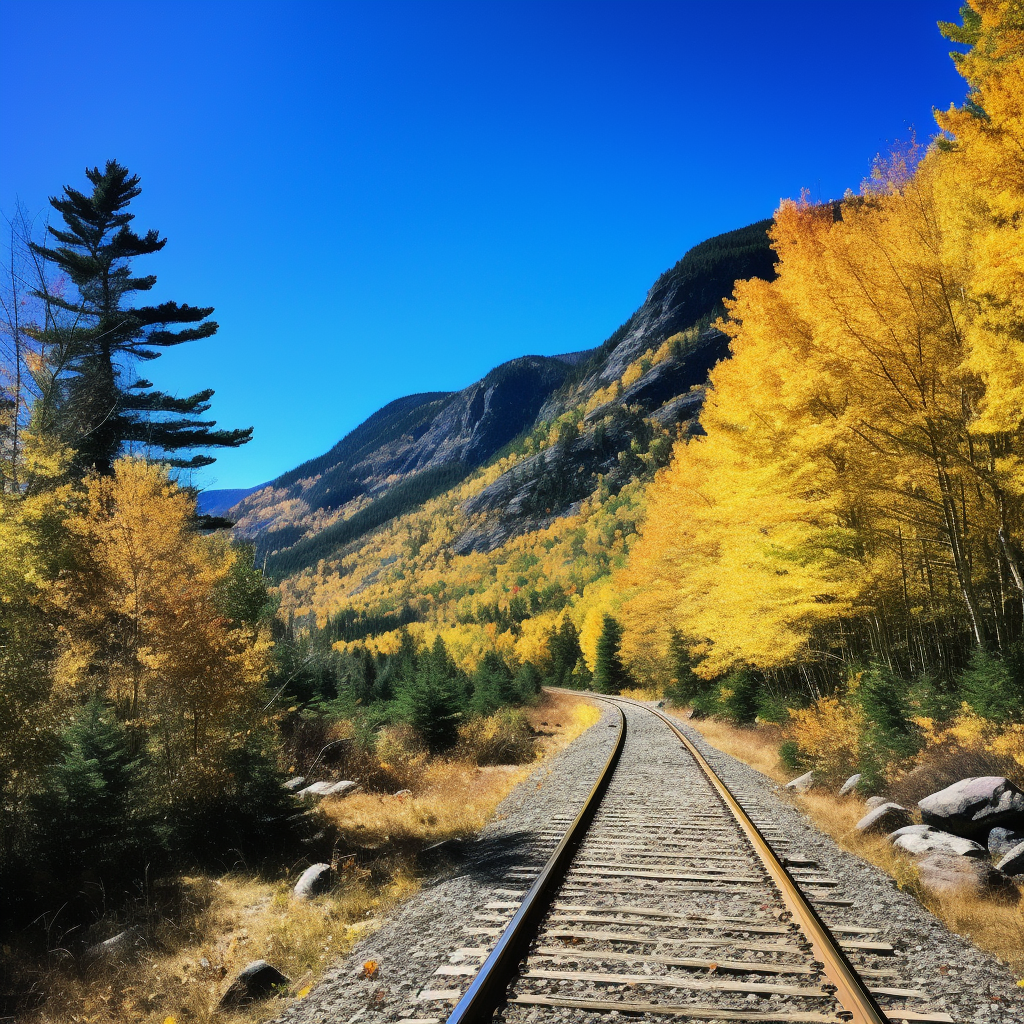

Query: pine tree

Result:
[394,636,467,753]
[31,161,252,472]
[593,615,630,695]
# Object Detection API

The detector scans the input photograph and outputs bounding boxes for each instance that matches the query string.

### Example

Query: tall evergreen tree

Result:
[592,615,630,695]
[31,161,251,472]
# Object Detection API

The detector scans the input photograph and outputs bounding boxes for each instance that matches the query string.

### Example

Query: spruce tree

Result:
[592,615,630,695]
[31,161,252,473]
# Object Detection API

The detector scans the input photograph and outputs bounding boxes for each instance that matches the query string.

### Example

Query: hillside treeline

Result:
[624,1,1024,783]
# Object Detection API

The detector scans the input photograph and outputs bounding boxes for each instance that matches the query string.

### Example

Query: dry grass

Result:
[617,685,663,702]
[672,709,1024,976]
[12,691,602,1024]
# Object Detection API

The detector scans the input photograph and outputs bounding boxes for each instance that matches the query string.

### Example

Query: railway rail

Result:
[412,693,960,1024]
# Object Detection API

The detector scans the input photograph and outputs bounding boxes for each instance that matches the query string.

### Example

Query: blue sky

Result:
[2,0,964,490]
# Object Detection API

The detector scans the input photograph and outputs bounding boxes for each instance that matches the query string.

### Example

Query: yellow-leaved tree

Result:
[51,458,272,802]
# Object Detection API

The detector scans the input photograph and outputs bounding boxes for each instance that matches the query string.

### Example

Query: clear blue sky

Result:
[2,0,964,490]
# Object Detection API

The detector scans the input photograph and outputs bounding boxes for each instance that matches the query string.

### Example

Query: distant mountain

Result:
[196,485,266,518]
[223,218,777,579]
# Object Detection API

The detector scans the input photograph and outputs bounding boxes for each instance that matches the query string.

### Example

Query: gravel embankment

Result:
[272,700,1024,1024]
[270,701,619,1024]
[676,715,1024,1022]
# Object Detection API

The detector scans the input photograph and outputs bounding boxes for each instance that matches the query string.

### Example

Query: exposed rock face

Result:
[918,777,1024,838]
[988,827,1024,860]
[915,853,1018,900]
[221,218,776,578]
[294,863,332,900]
[996,842,1024,876]
[891,828,987,859]
[282,776,306,792]
[785,771,816,793]
[856,802,912,834]
[220,960,291,1007]
[838,774,862,796]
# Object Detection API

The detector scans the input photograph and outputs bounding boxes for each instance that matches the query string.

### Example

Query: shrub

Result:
[717,669,760,724]
[779,739,805,772]
[959,648,1024,723]
[854,666,921,787]
[456,709,536,766]
[787,694,863,785]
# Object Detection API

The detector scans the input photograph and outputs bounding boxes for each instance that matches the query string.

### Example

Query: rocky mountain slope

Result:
[211,218,776,579]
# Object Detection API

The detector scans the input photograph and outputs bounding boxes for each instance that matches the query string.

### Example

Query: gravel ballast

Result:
[272,700,1024,1024]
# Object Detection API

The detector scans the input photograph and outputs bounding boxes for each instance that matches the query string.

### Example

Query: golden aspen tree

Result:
[52,458,272,798]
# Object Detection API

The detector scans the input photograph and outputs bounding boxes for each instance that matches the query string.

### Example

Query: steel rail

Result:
[444,698,626,1024]
[609,693,889,1024]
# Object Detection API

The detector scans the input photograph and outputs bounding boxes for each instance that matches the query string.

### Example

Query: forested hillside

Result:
[254,1,1024,804]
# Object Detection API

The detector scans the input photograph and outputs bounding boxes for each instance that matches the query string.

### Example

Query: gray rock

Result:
[865,795,888,810]
[293,863,332,900]
[282,776,306,792]
[856,802,912,834]
[838,774,862,796]
[393,789,412,798]
[995,841,1024,876]
[323,780,360,798]
[296,781,334,798]
[987,826,1024,860]
[219,960,291,1007]
[893,829,986,858]
[889,823,935,839]
[916,853,1019,901]
[919,776,1024,838]
[785,771,816,793]
[83,928,137,961]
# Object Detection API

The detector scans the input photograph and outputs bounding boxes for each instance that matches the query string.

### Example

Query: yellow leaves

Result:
[787,696,864,783]
[360,960,379,979]
[296,985,312,999]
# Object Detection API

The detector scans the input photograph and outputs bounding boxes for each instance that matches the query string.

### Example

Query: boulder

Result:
[892,829,986,859]
[916,853,1019,901]
[84,928,137,961]
[855,802,912,834]
[838,774,862,797]
[865,796,888,810]
[785,771,816,793]
[889,824,934,839]
[293,862,332,900]
[282,776,306,792]
[296,781,334,798]
[323,781,360,798]
[987,827,1024,860]
[918,776,1024,838]
[219,960,291,1008]
[996,841,1024,877]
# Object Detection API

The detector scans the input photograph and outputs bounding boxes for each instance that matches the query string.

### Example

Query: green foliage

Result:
[546,617,583,688]
[718,668,760,724]
[664,632,709,705]
[513,662,543,702]
[592,615,631,695]
[779,739,805,772]
[31,160,251,473]
[959,646,1024,723]
[853,665,921,787]
[216,543,271,625]
[471,650,517,715]
[393,636,468,753]
[29,696,150,880]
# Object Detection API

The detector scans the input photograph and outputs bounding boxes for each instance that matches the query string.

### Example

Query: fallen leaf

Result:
[361,960,379,979]
[297,986,312,999]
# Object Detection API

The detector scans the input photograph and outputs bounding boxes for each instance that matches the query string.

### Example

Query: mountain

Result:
[218,218,777,582]
[195,484,267,518]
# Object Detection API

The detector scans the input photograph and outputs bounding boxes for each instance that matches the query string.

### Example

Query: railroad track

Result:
[411,693,960,1024]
